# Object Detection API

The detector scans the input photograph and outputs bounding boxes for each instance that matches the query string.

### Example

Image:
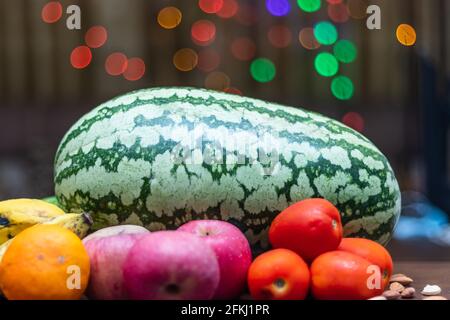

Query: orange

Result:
[0,224,90,300]
[269,198,343,263]
[247,248,310,300]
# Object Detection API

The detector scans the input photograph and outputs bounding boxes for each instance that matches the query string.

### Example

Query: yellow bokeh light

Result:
[173,48,198,71]
[205,71,230,91]
[158,6,182,29]
[396,24,417,46]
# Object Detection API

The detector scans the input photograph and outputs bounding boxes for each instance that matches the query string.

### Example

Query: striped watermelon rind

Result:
[54,87,401,247]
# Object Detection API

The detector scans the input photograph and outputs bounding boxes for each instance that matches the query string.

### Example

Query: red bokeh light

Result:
[268,25,292,48]
[85,26,108,49]
[198,48,221,72]
[199,0,224,14]
[41,1,63,24]
[327,0,343,4]
[123,58,146,81]
[70,46,92,69]
[342,112,365,132]
[217,0,239,18]
[191,20,216,45]
[105,52,128,76]
[231,37,256,61]
[328,3,350,23]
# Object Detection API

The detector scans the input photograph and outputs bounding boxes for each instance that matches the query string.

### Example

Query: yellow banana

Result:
[0,199,65,244]
[0,212,93,264]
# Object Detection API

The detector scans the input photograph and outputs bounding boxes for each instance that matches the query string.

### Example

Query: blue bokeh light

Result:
[266,0,291,17]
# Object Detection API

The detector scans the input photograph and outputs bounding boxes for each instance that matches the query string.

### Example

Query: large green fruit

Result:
[54,87,401,247]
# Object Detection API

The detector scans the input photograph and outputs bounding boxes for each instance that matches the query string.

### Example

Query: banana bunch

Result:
[0,212,93,263]
[0,199,66,244]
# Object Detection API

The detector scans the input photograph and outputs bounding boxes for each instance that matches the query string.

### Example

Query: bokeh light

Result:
[224,87,243,95]
[199,0,224,14]
[231,37,256,61]
[85,26,108,49]
[105,52,128,76]
[347,0,368,19]
[333,40,357,63]
[314,52,339,77]
[157,7,182,29]
[331,76,354,100]
[205,71,231,90]
[41,1,63,24]
[250,58,276,83]
[268,25,292,48]
[314,21,338,45]
[191,20,216,46]
[328,3,350,23]
[297,0,322,13]
[342,112,365,132]
[217,0,238,18]
[299,27,321,50]
[327,0,343,4]
[70,46,92,69]
[198,48,221,72]
[266,0,291,17]
[123,58,146,81]
[396,24,417,46]
[173,48,199,72]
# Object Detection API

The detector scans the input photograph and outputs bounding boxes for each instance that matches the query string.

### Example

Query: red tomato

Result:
[311,238,394,300]
[269,198,343,262]
[247,249,310,300]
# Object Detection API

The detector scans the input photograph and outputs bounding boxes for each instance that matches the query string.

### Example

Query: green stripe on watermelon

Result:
[54,87,401,248]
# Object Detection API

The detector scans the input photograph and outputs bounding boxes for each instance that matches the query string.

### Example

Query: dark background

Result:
[0,0,449,259]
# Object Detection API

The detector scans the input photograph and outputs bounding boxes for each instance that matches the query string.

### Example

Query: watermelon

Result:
[54,87,401,247]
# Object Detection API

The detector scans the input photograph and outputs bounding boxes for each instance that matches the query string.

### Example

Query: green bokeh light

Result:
[250,58,276,83]
[331,76,354,100]
[314,52,339,77]
[314,21,338,45]
[297,0,321,12]
[333,40,357,63]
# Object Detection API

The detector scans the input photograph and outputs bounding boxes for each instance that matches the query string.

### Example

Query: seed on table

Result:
[389,282,405,293]
[382,290,401,300]
[368,295,387,300]
[401,287,415,299]
[390,274,413,286]
[421,285,442,296]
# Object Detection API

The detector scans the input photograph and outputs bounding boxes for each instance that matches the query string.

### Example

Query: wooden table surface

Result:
[394,261,450,299]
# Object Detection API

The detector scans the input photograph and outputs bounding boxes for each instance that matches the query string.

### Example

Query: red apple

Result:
[123,231,220,300]
[178,220,252,299]
[82,225,150,300]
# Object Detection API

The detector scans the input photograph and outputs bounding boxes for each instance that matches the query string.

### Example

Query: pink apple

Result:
[82,225,150,300]
[178,220,252,299]
[123,231,220,300]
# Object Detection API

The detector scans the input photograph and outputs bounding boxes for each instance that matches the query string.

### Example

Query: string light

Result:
[331,76,354,100]
[231,37,256,61]
[333,40,357,63]
[299,27,321,50]
[217,0,238,18]
[70,46,92,69]
[205,71,231,90]
[199,0,224,14]
[314,52,339,77]
[123,58,145,81]
[342,112,364,132]
[250,58,276,83]
[157,7,182,29]
[297,0,322,13]
[173,48,199,72]
[396,24,417,46]
[266,0,291,17]
[268,25,292,48]
[41,1,62,24]
[198,48,221,72]
[85,26,108,48]
[105,52,128,76]
[191,20,216,46]
[314,21,338,45]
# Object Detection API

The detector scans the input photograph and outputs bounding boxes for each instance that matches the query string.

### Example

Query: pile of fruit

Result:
[0,197,394,300]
